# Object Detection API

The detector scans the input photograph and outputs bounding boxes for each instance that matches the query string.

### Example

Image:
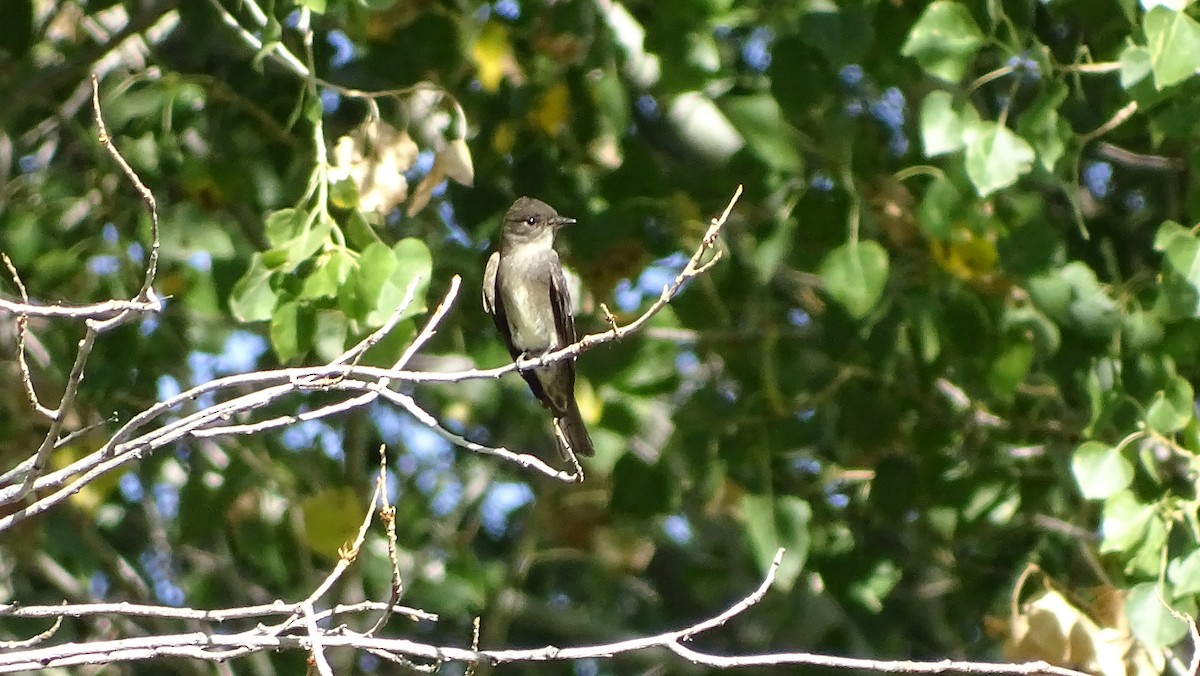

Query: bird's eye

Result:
[525,216,536,225]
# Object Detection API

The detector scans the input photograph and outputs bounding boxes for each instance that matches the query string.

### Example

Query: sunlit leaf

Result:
[1144,7,1200,88]
[820,240,889,319]
[230,253,279,322]
[964,122,1036,196]
[1126,582,1195,647]
[920,90,979,156]
[1071,441,1134,499]
[900,1,984,82]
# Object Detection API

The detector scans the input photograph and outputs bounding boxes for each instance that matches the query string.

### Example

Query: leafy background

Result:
[1,0,1199,673]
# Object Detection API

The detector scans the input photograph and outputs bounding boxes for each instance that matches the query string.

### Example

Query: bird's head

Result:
[502,197,576,247]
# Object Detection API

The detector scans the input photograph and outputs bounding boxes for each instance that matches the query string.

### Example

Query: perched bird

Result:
[482,197,594,460]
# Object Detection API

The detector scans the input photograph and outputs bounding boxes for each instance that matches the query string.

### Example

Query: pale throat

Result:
[501,225,555,254]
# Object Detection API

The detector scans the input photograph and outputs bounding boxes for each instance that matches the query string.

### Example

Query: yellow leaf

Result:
[492,121,516,155]
[575,377,603,425]
[931,225,998,281]
[471,23,520,92]
[530,83,571,137]
[301,486,368,561]
[52,443,121,514]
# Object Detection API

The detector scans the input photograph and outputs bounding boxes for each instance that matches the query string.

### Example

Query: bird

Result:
[482,196,595,461]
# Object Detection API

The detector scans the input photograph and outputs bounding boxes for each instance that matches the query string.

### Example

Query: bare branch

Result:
[1,76,165,505]
[0,545,1094,676]
[91,73,161,303]
[367,446,405,636]
[0,600,436,625]
[0,614,63,650]
[0,297,161,319]
[1,254,52,418]
[666,642,1091,676]
[301,601,333,676]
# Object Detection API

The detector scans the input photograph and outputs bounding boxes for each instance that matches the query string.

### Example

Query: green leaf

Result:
[353,238,432,327]
[1155,220,1200,283]
[1016,83,1069,172]
[719,94,804,171]
[1030,261,1121,336]
[1144,7,1200,89]
[270,300,312,362]
[1071,441,1134,499]
[1154,221,1200,316]
[987,339,1033,402]
[1027,269,1073,323]
[345,210,383,249]
[1068,283,1121,338]
[268,214,333,273]
[1167,549,1200,596]
[591,68,630,135]
[312,310,349,362]
[919,90,979,156]
[1126,514,1170,576]
[964,122,1036,197]
[916,176,962,239]
[1145,375,1194,433]
[1119,43,1153,89]
[1002,303,1062,356]
[820,241,889,319]
[740,493,811,592]
[900,1,985,82]
[1126,581,1195,647]
[1122,310,1164,351]
[1100,490,1155,553]
[301,249,353,301]
[610,455,673,517]
[908,296,942,363]
[230,253,278,322]
[751,216,798,282]
[264,208,306,248]
[798,6,873,66]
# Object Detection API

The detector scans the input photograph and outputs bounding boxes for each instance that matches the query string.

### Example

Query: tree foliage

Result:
[1,0,1198,672]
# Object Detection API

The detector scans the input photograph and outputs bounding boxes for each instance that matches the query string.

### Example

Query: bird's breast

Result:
[499,255,557,352]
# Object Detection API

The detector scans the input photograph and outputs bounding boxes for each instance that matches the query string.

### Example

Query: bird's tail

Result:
[553,404,594,461]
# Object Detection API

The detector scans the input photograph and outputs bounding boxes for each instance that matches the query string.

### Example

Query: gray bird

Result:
[482,197,595,460]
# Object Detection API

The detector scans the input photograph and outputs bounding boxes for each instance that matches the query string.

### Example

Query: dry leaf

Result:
[329,120,418,216]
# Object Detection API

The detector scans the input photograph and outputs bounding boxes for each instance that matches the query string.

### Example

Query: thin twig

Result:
[367,446,404,636]
[1079,101,1139,144]
[91,73,161,302]
[0,600,436,624]
[0,615,63,649]
[1,254,51,418]
[301,601,333,676]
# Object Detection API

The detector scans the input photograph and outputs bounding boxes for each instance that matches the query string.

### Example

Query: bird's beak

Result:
[551,216,576,229]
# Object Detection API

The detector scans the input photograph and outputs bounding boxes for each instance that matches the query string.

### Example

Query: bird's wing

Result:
[482,251,500,315]
[484,251,524,363]
[547,251,578,361]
